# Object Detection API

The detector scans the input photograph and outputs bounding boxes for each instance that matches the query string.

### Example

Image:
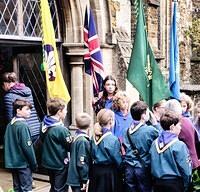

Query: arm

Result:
[19,124,37,170]
[77,140,90,184]
[93,97,104,114]
[174,142,192,191]
[60,127,73,151]
[4,94,15,122]
[106,138,122,167]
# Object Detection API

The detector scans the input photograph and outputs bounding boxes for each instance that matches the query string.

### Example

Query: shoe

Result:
[7,188,14,192]
[32,181,36,189]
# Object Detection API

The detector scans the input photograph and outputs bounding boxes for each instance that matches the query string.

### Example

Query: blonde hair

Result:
[75,112,91,130]
[180,92,193,112]
[94,109,114,137]
[112,91,130,111]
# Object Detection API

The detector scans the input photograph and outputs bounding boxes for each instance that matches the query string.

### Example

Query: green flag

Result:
[127,0,170,108]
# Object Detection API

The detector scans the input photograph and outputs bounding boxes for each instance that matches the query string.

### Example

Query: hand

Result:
[149,110,158,126]
[92,97,99,105]
[81,181,89,191]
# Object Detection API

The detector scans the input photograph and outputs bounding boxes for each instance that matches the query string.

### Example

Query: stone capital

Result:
[63,43,86,64]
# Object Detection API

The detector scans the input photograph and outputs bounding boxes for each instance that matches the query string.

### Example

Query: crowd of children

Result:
[3,75,200,192]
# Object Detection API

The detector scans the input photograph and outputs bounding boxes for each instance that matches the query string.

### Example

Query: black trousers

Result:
[153,178,184,192]
[11,167,32,192]
[71,186,87,192]
[48,166,69,192]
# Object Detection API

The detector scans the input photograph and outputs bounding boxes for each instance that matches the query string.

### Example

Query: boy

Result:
[150,110,192,192]
[123,101,159,192]
[41,98,73,192]
[4,99,37,192]
[67,112,91,192]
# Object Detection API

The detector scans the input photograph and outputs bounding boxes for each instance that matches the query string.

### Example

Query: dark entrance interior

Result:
[0,44,47,169]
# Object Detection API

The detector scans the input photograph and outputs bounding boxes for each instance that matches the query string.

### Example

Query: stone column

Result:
[64,43,85,129]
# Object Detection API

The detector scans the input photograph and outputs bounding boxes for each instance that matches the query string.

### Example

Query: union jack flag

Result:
[84,7,105,97]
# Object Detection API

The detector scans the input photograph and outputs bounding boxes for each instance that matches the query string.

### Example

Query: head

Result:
[75,112,91,130]
[47,98,67,121]
[13,98,32,119]
[94,109,115,137]
[165,99,182,116]
[102,75,118,97]
[97,109,115,128]
[1,72,17,91]
[113,91,130,111]
[152,100,166,120]
[130,101,149,122]
[180,92,193,114]
[160,110,181,135]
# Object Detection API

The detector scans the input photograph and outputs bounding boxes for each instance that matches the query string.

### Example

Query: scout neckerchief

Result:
[73,129,89,142]
[127,121,145,167]
[93,127,112,145]
[11,117,33,146]
[11,116,26,125]
[41,115,63,133]
[155,131,178,154]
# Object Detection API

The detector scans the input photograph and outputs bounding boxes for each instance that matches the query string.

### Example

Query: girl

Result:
[180,92,193,119]
[93,75,118,114]
[88,109,122,192]
[112,91,132,147]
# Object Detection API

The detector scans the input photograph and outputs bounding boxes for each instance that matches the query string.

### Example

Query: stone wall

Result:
[179,0,193,84]
[190,0,200,85]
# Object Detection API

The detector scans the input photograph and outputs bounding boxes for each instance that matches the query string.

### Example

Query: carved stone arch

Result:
[59,0,83,43]
[90,0,112,43]
[57,0,112,44]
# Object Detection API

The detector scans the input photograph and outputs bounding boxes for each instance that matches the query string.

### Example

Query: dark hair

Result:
[130,101,148,120]
[102,75,118,99]
[13,99,32,116]
[47,98,66,116]
[152,100,165,111]
[160,110,180,131]
[1,72,17,83]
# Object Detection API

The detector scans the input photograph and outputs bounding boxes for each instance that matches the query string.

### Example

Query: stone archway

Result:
[60,0,113,127]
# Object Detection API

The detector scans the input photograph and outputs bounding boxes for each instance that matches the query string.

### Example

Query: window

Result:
[0,0,60,40]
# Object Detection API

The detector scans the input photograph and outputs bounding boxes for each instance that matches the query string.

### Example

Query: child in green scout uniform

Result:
[41,98,72,192]
[4,99,37,192]
[67,112,92,192]
[88,109,122,192]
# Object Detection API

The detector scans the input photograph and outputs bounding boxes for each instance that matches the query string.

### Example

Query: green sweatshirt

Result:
[41,125,72,170]
[67,133,91,186]
[4,118,37,170]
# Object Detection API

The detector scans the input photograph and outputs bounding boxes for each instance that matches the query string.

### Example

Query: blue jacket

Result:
[91,128,122,167]
[150,131,192,190]
[93,98,113,114]
[112,111,133,141]
[124,123,159,168]
[4,83,40,137]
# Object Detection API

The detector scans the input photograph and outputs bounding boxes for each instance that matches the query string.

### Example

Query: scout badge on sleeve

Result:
[80,156,85,165]
[27,140,32,146]
[66,135,73,143]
